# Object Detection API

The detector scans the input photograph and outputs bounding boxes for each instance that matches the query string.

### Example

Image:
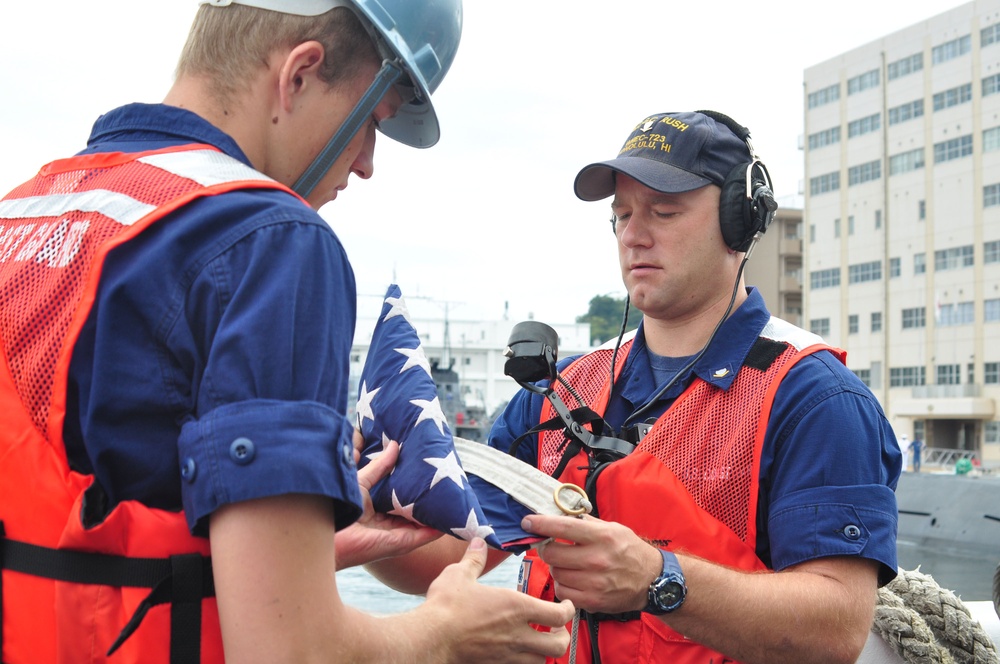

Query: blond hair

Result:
[176,5,379,105]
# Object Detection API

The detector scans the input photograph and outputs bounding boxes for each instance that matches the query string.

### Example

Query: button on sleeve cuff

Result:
[178,399,362,536]
[768,484,899,586]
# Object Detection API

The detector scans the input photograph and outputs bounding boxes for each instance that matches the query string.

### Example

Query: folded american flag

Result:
[356,285,540,551]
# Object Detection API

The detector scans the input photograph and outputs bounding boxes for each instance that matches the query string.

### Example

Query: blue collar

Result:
[81,103,251,166]
[615,287,772,410]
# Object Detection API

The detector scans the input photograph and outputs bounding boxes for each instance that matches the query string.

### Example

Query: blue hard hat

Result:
[200,0,463,148]
[352,0,462,148]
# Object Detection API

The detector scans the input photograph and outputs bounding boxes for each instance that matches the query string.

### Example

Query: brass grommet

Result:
[553,483,589,516]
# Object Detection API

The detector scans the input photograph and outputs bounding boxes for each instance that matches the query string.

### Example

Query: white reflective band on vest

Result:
[137,149,275,188]
[759,315,824,351]
[0,191,156,226]
[0,150,275,225]
[453,437,592,517]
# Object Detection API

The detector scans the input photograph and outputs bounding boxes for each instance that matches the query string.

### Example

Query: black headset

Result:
[697,110,779,253]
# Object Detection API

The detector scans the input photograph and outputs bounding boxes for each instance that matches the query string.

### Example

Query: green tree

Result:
[576,294,641,345]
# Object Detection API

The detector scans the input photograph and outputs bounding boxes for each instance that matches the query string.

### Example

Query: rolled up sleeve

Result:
[178,399,361,535]
[768,484,898,585]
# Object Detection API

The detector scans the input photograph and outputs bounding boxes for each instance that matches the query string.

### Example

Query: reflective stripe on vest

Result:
[523,323,845,664]
[0,145,300,664]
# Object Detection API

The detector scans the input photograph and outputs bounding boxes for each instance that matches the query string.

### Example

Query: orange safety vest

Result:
[520,328,845,664]
[0,145,300,663]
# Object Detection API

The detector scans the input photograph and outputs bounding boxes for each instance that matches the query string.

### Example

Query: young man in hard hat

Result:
[0,2,574,662]
[366,111,901,664]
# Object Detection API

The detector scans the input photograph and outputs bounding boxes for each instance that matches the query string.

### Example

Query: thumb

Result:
[458,537,487,578]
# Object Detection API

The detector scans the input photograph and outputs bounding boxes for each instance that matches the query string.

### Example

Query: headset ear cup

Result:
[719,162,751,251]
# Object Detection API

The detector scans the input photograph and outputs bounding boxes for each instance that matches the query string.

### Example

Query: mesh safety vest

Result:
[0,145,300,663]
[522,323,845,664]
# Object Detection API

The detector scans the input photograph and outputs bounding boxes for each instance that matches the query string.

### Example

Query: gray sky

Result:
[0,1,969,325]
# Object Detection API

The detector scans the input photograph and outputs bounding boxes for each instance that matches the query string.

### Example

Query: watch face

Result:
[650,577,686,613]
[657,582,683,606]
[646,551,687,614]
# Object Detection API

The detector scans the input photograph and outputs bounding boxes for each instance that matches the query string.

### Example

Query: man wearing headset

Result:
[368,111,901,663]
[0,1,574,662]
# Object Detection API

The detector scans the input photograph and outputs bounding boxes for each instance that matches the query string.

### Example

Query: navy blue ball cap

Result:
[574,111,752,202]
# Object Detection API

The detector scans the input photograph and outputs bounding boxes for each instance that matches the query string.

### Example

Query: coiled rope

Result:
[993,562,999,623]
[873,568,999,663]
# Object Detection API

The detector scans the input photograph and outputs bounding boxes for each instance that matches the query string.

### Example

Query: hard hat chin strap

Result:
[292,59,405,198]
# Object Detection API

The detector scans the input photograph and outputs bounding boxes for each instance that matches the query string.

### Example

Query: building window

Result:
[854,368,871,386]
[848,160,881,186]
[808,126,841,150]
[914,253,926,275]
[986,127,1000,154]
[889,99,924,125]
[848,215,855,235]
[810,171,840,196]
[933,83,972,112]
[848,314,859,334]
[810,318,831,337]
[871,311,883,332]
[918,200,926,220]
[986,240,1000,264]
[968,363,976,384]
[890,257,901,278]
[808,83,840,108]
[936,364,961,385]
[848,260,882,284]
[934,135,973,163]
[984,23,1000,47]
[986,184,1000,208]
[848,69,880,95]
[985,73,1000,97]
[889,148,925,175]
[938,301,974,326]
[987,421,1000,444]
[809,224,816,243]
[890,366,925,387]
[986,362,1000,384]
[888,52,923,80]
[810,268,841,289]
[934,245,974,270]
[985,298,1000,322]
[902,307,926,329]
[875,210,882,229]
[932,34,971,64]
[848,113,881,138]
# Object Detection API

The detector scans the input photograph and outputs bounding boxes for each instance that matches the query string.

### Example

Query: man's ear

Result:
[277,40,326,114]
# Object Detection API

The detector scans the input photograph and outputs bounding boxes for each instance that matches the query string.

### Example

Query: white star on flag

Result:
[451,509,497,541]
[355,381,380,425]
[424,450,467,490]
[383,295,410,323]
[412,396,448,435]
[396,345,431,375]
[389,489,421,524]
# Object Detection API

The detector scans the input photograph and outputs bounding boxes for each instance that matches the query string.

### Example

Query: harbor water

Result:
[337,543,997,615]
[337,554,522,615]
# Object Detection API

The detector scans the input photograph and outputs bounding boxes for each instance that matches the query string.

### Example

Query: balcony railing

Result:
[911,384,982,398]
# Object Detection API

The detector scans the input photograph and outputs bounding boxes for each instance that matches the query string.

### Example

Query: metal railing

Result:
[920,447,978,468]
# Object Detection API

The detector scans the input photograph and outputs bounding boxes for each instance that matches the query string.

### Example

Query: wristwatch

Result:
[643,549,687,615]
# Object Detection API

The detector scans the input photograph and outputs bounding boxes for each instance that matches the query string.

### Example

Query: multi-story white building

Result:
[803,0,1000,467]
[744,207,804,328]
[348,294,594,438]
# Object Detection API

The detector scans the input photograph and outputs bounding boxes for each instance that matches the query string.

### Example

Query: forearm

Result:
[664,554,878,664]
[211,495,441,663]
[364,535,507,594]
